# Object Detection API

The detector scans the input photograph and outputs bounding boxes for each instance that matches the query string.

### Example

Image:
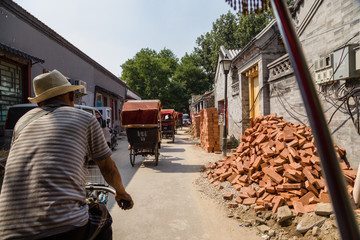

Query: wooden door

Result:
[249,76,259,119]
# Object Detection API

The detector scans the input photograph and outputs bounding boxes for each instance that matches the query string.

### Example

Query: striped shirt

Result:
[0,106,112,239]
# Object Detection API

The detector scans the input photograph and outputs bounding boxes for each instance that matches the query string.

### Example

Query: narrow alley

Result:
[108,129,262,240]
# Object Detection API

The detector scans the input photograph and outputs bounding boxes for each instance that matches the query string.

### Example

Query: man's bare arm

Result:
[96,156,133,210]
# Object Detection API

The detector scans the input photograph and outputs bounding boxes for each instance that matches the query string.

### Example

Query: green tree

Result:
[121,48,178,102]
[194,11,239,82]
[235,11,273,48]
[172,53,209,97]
[162,81,189,113]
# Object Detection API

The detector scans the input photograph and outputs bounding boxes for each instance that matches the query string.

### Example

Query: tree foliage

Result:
[121,8,278,112]
[194,10,273,85]
[121,48,178,103]
[172,53,209,96]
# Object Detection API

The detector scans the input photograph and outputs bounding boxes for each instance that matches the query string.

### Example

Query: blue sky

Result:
[13,0,231,77]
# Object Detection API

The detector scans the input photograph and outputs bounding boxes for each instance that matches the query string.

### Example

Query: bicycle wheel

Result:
[154,143,159,166]
[130,147,135,167]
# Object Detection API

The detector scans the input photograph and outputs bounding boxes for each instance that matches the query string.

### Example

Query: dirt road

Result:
[108,129,262,240]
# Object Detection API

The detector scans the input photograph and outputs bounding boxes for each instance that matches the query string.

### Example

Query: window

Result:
[0,60,23,133]
[96,93,102,107]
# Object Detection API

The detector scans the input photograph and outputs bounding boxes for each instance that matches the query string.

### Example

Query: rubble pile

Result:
[199,108,220,153]
[205,114,357,214]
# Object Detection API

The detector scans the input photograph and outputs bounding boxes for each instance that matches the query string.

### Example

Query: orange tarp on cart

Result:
[121,100,162,126]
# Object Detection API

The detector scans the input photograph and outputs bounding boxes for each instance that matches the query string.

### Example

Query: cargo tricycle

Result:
[121,100,162,167]
[161,109,176,143]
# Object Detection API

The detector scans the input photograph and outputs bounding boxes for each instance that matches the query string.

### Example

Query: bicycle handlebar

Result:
[85,184,116,195]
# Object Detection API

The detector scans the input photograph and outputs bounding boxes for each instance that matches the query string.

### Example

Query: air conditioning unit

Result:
[74,79,87,94]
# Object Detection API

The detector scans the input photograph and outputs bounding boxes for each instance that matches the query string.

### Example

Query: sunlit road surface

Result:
[108,129,262,240]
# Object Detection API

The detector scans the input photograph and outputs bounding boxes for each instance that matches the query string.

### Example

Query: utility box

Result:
[355,45,360,71]
[333,44,360,80]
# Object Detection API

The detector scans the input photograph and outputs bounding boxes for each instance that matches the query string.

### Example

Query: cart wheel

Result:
[130,148,135,167]
[154,144,159,166]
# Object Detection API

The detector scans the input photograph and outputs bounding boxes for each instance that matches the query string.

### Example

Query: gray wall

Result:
[214,22,286,140]
[0,1,126,107]
[269,0,360,167]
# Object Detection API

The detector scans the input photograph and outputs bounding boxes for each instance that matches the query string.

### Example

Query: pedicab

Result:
[161,109,176,143]
[121,100,162,167]
[176,112,183,131]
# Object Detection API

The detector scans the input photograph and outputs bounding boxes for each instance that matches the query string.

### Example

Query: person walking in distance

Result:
[0,70,133,240]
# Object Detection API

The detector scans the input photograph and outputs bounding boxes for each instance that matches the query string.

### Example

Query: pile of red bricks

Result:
[199,108,220,153]
[205,114,357,214]
[193,114,201,138]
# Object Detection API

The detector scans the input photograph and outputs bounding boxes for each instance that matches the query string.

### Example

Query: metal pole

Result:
[222,73,228,156]
[270,1,360,239]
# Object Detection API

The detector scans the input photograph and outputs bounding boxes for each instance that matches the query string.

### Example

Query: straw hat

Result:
[28,70,84,103]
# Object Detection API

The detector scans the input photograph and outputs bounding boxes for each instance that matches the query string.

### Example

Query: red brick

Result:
[287,139,299,148]
[252,156,263,169]
[272,196,285,213]
[243,198,257,205]
[302,142,315,149]
[223,193,234,200]
[238,192,249,199]
[254,205,265,212]
[228,203,239,208]
[319,192,331,203]
[303,168,317,185]
[219,171,232,180]
[239,175,248,183]
[247,188,257,198]
[265,186,276,193]
[289,190,305,196]
[256,188,265,198]
[263,194,275,203]
[309,197,320,204]
[282,183,302,190]
[266,170,283,184]
[298,191,316,205]
[283,172,301,182]
[235,197,243,204]
[314,178,326,189]
[292,201,305,215]
[289,162,303,171]
[214,168,226,175]
[279,148,289,160]
[227,173,238,183]
[288,146,300,159]
[304,204,317,213]
[305,180,319,196]
[233,184,242,191]
[279,192,296,200]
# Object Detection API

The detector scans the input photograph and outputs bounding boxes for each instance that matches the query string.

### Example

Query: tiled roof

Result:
[0,42,45,65]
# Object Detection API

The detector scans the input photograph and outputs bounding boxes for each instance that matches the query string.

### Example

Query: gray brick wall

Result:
[269,0,360,168]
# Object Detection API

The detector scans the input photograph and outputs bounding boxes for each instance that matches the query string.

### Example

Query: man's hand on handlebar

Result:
[115,192,134,210]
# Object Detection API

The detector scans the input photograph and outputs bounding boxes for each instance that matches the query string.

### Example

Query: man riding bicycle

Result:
[0,70,133,239]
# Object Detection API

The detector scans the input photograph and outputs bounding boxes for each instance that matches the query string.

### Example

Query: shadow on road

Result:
[141,153,205,174]
[160,145,185,152]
